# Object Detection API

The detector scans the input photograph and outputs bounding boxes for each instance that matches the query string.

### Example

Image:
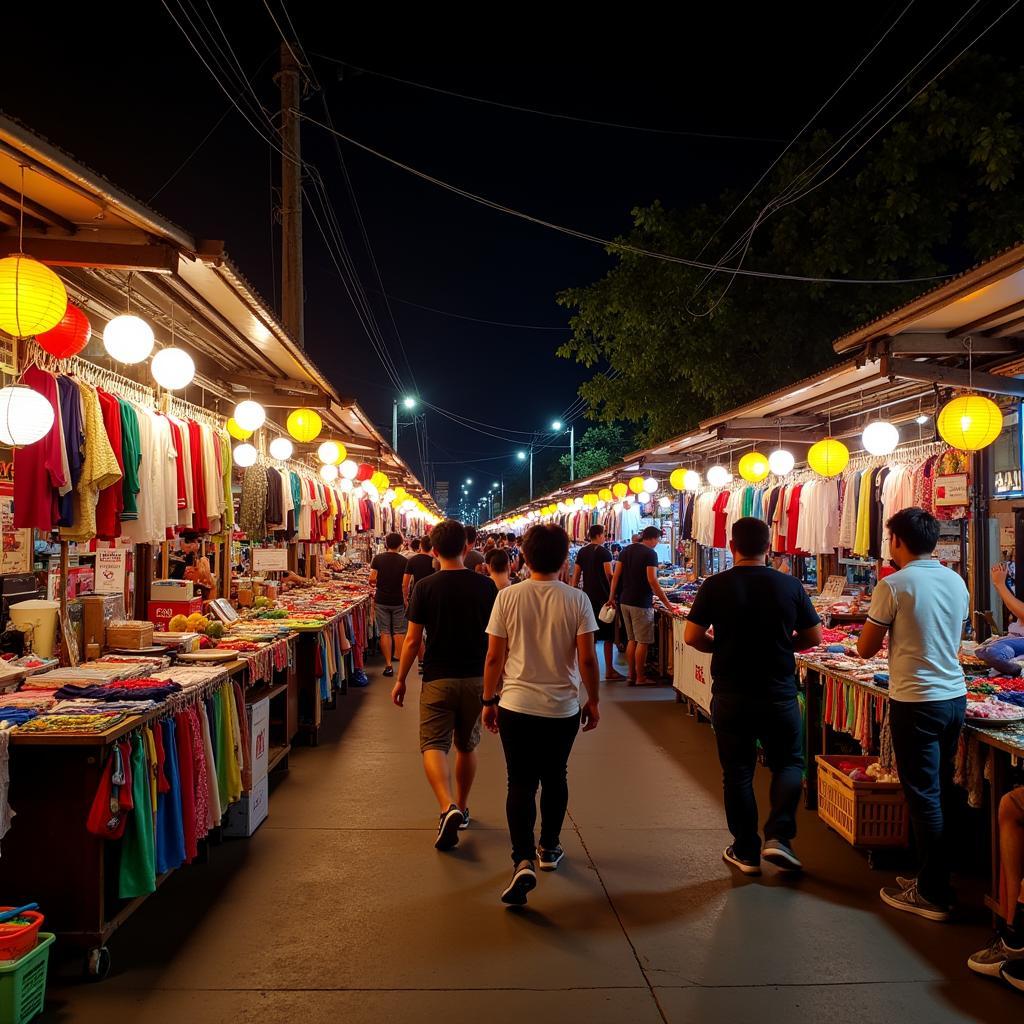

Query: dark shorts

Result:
[419,676,484,754]
[374,603,407,636]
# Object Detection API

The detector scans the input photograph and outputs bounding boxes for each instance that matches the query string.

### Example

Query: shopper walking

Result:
[857,507,970,920]
[484,548,512,590]
[403,535,438,675]
[572,524,625,681]
[685,517,821,875]
[606,526,673,684]
[464,526,485,573]
[370,532,408,678]
[482,523,601,905]
[393,520,497,851]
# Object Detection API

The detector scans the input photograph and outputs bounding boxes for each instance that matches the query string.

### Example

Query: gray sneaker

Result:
[762,839,802,871]
[879,881,951,922]
[968,934,1024,977]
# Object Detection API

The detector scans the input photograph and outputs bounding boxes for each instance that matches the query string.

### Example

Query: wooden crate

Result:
[105,621,154,650]
[815,755,908,848]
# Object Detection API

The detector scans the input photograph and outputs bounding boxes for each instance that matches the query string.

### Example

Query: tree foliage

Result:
[557,53,1024,445]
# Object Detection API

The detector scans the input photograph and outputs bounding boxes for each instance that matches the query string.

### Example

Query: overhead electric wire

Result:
[312,55,786,143]
[298,112,952,287]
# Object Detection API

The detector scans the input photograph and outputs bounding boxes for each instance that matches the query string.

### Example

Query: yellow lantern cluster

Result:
[226,417,252,440]
[937,394,1002,451]
[0,255,68,337]
[738,451,770,483]
[371,471,390,491]
[286,407,323,443]
[598,487,613,502]
[627,476,645,495]
[583,493,599,508]
[669,468,687,491]
[807,438,850,478]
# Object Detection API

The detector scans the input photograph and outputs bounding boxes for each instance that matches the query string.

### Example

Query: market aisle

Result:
[43,656,1018,1024]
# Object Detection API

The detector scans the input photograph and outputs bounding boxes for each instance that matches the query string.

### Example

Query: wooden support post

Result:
[160,541,169,580]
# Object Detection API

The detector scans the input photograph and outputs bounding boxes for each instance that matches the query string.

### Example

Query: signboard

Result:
[935,542,962,564]
[95,549,127,595]
[0,495,31,575]
[935,474,968,507]
[434,481,449,509]
[252,547,289,572]
[821,575,847,602]
[673,619,712,714]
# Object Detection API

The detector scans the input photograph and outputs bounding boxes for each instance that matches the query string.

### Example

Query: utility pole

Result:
[277,42,304,347]
[529,446,534,501]
[570,425,575,481]
[392,400,398,452]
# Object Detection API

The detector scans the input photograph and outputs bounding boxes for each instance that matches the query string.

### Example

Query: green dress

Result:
[118,733,156,898]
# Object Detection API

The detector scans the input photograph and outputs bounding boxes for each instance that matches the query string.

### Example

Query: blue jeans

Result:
[978,636,1024,675]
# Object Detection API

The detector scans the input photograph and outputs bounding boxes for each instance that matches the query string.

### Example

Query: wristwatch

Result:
[481,694,500,707]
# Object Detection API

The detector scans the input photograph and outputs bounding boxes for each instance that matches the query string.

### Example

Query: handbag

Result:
[598,604,616,625]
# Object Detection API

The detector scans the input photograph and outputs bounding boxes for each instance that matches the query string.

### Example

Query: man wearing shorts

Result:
[393,519,497,851]
[572,524,624,681]
[370,532,409,677]
[607,525,673,684]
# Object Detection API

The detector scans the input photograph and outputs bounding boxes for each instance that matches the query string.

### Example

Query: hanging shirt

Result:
[14,365,67,531]
[95,389,125,539]
[118,400,141,522]
[56,375,85,527]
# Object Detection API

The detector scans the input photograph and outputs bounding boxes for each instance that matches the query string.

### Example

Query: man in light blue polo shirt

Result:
[858,507,969,922]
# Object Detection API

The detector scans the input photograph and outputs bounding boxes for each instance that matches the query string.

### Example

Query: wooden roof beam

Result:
[884,355,1024,398]
[0,237,178,272]
[0,182,76,234]
[888,332,1021,355]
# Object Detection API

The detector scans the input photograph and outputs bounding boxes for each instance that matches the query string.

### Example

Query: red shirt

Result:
[712,490,730,549]
[14,366,66,531]
[188,420,208,532]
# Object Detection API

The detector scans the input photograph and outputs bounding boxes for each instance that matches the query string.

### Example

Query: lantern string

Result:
[17,165,25,252]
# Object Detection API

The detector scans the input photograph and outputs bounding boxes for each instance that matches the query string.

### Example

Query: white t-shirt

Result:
[486,579,598,718]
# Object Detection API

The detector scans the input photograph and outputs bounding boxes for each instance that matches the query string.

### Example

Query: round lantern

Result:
[556,501,567,514]
[0,255,68,337]
[234,399,266,433]
[0,385,55,447]
[363,481,379,500]
[226,417,252,440]
[339,478,354,493]
[862,419,900,456]
[683,469,701,491]
[669,468,687,491]
[371,471,389,491]
[356,463,374,482]
[269,436,293,461]
[658,496,672,509]
[628,476,645,495]
[937,394,1002,451]
[320,464,339,483]
[643,477,658,493]
[151,347,195,390]
[707,465,732,488]
[382,489,395,503]
[807,438,850,477]
[573,496,584,508]
[768,449,795,476]
[103,314,154,364]
[318,441,342,465]
[738,451,770,483]
[36,302,90,359]
[612,482,628,499]
[598,487,613,502]
[638,490,651,505]
[286,407,323,443]
[339,459,358,480]
[583,493,599,508]
[233,443,258,468]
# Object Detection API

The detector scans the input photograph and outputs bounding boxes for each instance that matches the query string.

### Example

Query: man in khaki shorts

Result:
[393,519,497,851]
[607,526,673,685]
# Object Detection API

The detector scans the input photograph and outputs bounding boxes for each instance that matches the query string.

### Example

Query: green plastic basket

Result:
[0,933,55,1024]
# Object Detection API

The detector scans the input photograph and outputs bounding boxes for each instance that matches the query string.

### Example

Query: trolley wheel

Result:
[84,946,111,981]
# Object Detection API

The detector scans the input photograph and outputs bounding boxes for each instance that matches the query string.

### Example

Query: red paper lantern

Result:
[36,302,91,359]
[356,462,374,482]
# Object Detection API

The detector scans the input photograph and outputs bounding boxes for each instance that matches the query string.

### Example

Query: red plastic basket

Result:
[0,912,44,962]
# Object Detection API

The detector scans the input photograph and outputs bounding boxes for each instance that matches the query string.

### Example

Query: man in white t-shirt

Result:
[482,523,600,906]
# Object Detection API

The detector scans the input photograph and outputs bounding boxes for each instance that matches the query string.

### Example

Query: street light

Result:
[517,451,526,461]
[551,420,575,480]
[466,478,473,485]
[392,396,418,453]
[551,420,562,431]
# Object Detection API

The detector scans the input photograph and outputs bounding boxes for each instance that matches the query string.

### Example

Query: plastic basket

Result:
[0,911,43,961]
[0,933,55,1024]
[815,755,908,848]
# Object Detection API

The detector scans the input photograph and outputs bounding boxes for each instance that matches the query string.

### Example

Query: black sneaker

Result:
[537,846,565,871]
[434,804,462,851]
[968,933,1024,977]
[762,839,802,871]
[722,846,761,876]
[458,808,470,830]
[879,881,952,921]
[1002,957,1024,992]
[382,665,394,677]
[501,861,537,905]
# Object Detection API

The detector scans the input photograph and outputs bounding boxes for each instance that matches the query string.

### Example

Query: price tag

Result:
[252,547,289,572]
[821,575,847,602]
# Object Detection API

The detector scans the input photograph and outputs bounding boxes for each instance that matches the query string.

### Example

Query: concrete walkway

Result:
[43,655,1021,1023]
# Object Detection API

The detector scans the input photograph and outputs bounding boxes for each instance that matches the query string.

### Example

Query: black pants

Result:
[888,696,966,906]
[711,692,804,861]
[498,707,580,864]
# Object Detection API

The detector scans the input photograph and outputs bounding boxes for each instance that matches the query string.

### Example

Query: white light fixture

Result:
[0,385,55,446]
[362,480,378,500]
[269,436,293,461]
[638,491,651,505]
[234,399,266,433]
[862,419,900,456]
[683,469,701,491]
[151,347,195,390]
[320,463,339,483]
[339,478,353,492]
[103,314,154,364]
[383,488,395,503]
[573,496,584,508]
[339,459,358,480]
[768,449,795,476]
[556,501,567,514]
[915,414,929,425]
[658,495,672,509]
[233,442,258,468]
[318,440,341,465]
[707,464,732,488]
[643,477,658,493]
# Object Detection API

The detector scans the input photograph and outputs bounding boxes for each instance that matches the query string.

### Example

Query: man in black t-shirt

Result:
[394,519,497,852]
[572,524,625,681]
[403,535,438,674]
[370,533,408,677]
[685,517,822,877]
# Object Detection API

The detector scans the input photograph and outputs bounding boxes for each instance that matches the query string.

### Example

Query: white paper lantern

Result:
[683,469,701,491]
[382,489,395,503]
[862,419,900,456]
[556,501,567,513]
[638,490,651,505]
[339,459,358,480]
[339,478,353,492]
[103,314,154,364]
[0,385,55,446]
[233,442,258,467]
[768,449,795,476]
[318,440,341,465]
[362,480,379,500]
[234,399,266,433]
[269,436,293,461]
[643,477,658,493]
[319,463,338,483]
[658,495,672,509]
[707,464,732,488]
[573,496,584,508]
[151,347,195,390]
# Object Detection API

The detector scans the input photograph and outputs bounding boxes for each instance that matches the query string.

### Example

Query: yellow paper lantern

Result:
[669,468,687,491]
[583,493,599,508]
[371,471,389,491]
[226,417,252,441]
[612,481,628,499]
[0,255,68,337]
[807,438,850,477]
[598,487,613,502]
[937,394,1002,451]
[286,407,323,443]
[394,486,407,500]
[738,451,770,483]
[628,476,645,495]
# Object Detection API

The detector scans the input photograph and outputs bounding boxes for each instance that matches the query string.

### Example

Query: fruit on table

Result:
[168,614,190,633]
[205,622,225,640]
[187,612,210,632]
[254,596,271,609]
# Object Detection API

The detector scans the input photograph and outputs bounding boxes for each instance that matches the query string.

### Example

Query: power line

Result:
[313,56,787,143]
[298,112,953,287]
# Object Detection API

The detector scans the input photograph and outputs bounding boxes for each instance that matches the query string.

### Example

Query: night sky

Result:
[2,3,1018,517]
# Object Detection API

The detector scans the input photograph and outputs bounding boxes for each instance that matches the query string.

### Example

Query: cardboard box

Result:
[147,597,203,628]
[151,579,194,601]
[247,697,270,789]
[223,775,268,838]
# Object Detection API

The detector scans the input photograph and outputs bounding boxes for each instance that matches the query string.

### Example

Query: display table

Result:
[671,618,712,715]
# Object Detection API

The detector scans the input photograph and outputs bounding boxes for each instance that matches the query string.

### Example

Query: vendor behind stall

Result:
[169,531,216,600]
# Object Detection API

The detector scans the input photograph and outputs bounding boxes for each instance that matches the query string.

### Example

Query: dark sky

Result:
[2,3,1018,517]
